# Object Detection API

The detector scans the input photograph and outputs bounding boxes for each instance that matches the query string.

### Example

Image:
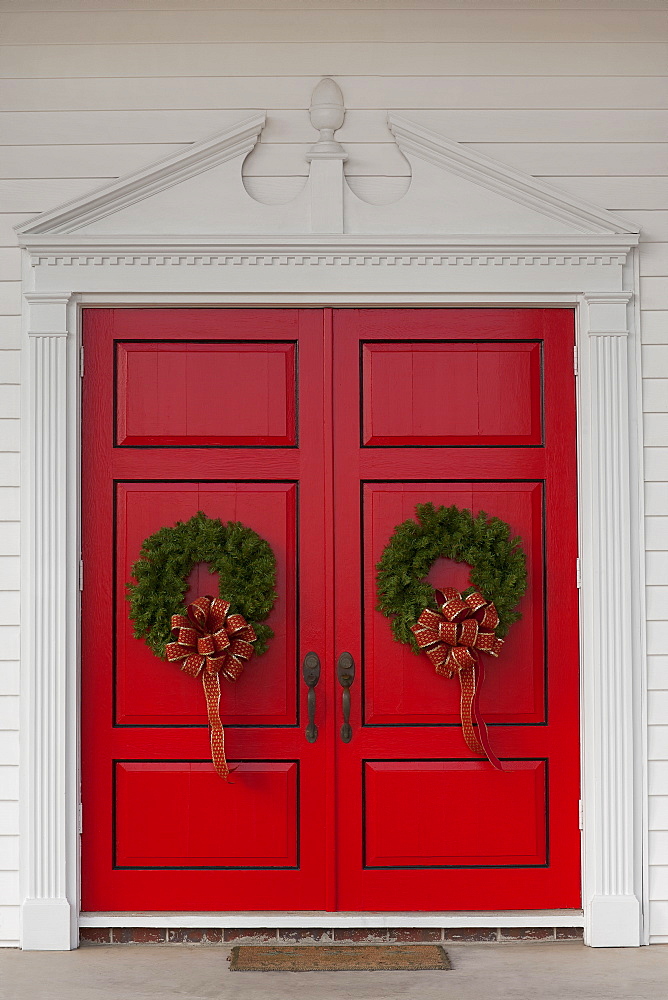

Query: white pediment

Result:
[16,79,637,248]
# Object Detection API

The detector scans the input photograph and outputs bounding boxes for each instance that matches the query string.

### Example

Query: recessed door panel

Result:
[115,761,299,868]
[115,481,297,727]
[363,481,545,725]
[363,759,547,868]
[362,341,542,447]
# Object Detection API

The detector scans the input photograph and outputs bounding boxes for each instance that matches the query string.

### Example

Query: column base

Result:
[21,898,77,950]
[586,894,641,948]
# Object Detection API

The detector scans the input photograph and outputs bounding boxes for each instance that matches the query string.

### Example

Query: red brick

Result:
[388,928,442,942]
[333,928,388,942]
[556,927,584,941]
[111,927,165,944]
[223,928,277,943]
[499,927,555,941]
[79,927,111,945]
[278,928,333,942]
[167,928,222,944]
[442,928,497,942]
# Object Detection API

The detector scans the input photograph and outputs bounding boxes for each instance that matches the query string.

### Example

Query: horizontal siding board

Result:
[650,730,668,762]
[541,176,668,211]
[0,319,22,351]
[644,415,668,448]
[643,381,668,414]
[0,489,19,521]
[647,552,668,587]
[0,836,18,871]
[650,693,668,726]
[617,211,668,243]
[470,143,668,178]
[647,587,668,621]
[0,143,184,180]
[650,794,668,826]
[0,352,19,385]
[0,627,19,661]
[0,387,19,421]
[642,313,668,345]
[0,422,20,453]
[646,484,668,517]
[0,524,19,557]
[0,285,20,318]
[2,43,666,79]
[650,865,668,900]
[1,10,667,46]
[646,516,668,550]
[645,449,668,482]
[0,905,19,945]
[649,622,668,657]
[0,251,19,281]
[0,766,17,800]
[649,656,668,691]
[650,762,668,795]
[0,214,32,247]
[0,178,120,214]
[2,76,666,113]
[641,279,668,312]
[0,559,19,591]
[0,663,19,697]
[1,109,666,145]
[640,244,668,277]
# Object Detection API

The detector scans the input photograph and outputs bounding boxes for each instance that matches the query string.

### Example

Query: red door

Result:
[82,307,580,913]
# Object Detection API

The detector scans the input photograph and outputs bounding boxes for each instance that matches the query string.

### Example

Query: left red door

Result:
[81,309,331,910]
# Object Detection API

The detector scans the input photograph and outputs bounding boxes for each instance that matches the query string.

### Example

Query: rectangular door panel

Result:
[363,759,546,868]
[115,761,298,868]
[362,341,542,447]
[115,482,297,727]
[363,481,545,725]
[116,340,297,448]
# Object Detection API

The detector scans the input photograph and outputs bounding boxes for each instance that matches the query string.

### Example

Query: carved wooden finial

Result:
[307,77,347,160]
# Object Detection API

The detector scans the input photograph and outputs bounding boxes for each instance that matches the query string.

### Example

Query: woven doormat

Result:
[229,944,452,972]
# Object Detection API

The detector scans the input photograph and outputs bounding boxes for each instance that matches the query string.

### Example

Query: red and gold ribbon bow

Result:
[411,587,504,769]
[165,595,256,780]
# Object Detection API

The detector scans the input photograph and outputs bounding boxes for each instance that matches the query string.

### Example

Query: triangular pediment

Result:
[15,82,638,246]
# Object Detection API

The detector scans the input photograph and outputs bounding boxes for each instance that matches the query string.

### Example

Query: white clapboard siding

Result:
[1,43,666,79]
[2,76,666,113]
[0,9,666,46]
[0,15,666,945]
[3,109,667,145]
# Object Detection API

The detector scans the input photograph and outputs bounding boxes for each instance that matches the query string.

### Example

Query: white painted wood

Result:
[639,245,668,277]
[0,352,20,383]
[646,517,668,550]
[0,626,19,659]
[470,144,668,178]
[648,657,668,691]
[0,767,18,799]
[642,313,668,344]
[0,836,18,871]
[541,177,668,212]
[0,523,19,556]
[0,421,19,451]
[0,453,21,484]
[647,587,668,620]
[0,489,19,521]
[649,624,668,656]
[0,284,21,316]
[641,280,668,312]
[3,76,666,113]
[647,552,668,586]
[0,559,19,591]
[0,905,19,945]
[645,449,668,482]
[3,109,666,146]
[0,387,19,419]
[643,382,668,414]
[0,801,18,834]
[650,693,668,725]
[2,43,666,79]
[650,796,668,827]
[79,910,584,929]
[1,9,666,45]
[650,761,668,789]
[650,730,668,761]
[0,697,18,730]
[0,318,21,350]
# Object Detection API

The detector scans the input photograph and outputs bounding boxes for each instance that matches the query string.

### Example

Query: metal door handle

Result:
[337,652,355,743]
[302,652,321,743]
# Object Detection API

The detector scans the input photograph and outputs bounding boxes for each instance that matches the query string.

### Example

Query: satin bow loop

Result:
[411,588,504,770]
[165,595,257,780]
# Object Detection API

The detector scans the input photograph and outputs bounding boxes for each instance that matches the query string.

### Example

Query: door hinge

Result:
[79,559,84,591]
[78,803,83,835]
[578,800,583,831]
[79,345,84,378]
[573,344,579,376]
[576,557,581,589]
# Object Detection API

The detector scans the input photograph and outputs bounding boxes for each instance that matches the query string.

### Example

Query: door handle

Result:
[302,652,321,743]
[337,652,355,743]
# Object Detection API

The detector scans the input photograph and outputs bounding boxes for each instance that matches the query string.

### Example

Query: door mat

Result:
[229,944,452,972]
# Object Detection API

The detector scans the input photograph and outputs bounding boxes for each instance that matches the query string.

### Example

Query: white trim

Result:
[79,910,584,929]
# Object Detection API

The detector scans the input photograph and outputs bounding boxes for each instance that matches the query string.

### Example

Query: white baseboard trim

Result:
[80,910,584,929]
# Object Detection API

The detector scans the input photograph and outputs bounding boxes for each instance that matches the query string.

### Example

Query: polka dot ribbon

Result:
[411,588,504,770]
[165,595,257,780]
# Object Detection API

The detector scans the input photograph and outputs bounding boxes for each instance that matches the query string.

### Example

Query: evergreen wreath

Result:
[127,511,277,659]
[376,502,527,653]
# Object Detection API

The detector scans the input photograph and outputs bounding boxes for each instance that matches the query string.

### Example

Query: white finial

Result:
[307,78,347,160]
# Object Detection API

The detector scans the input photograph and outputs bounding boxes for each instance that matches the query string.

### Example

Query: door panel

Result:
[333,308,580,911]
[82,308,331,912]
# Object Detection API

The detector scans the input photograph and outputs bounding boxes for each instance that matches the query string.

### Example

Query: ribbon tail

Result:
[459,660,503,771]
[202,670,233,781]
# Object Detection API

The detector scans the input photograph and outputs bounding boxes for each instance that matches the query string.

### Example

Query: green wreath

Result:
[127,511,277,659]
[376,503,527,653]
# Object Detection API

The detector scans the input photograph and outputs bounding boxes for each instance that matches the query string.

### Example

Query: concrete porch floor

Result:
[1,942,668,1000]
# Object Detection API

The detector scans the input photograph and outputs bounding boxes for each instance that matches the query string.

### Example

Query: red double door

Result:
[82,308,580,913]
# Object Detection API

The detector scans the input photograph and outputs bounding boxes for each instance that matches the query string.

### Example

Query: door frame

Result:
[18,250,647,949]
